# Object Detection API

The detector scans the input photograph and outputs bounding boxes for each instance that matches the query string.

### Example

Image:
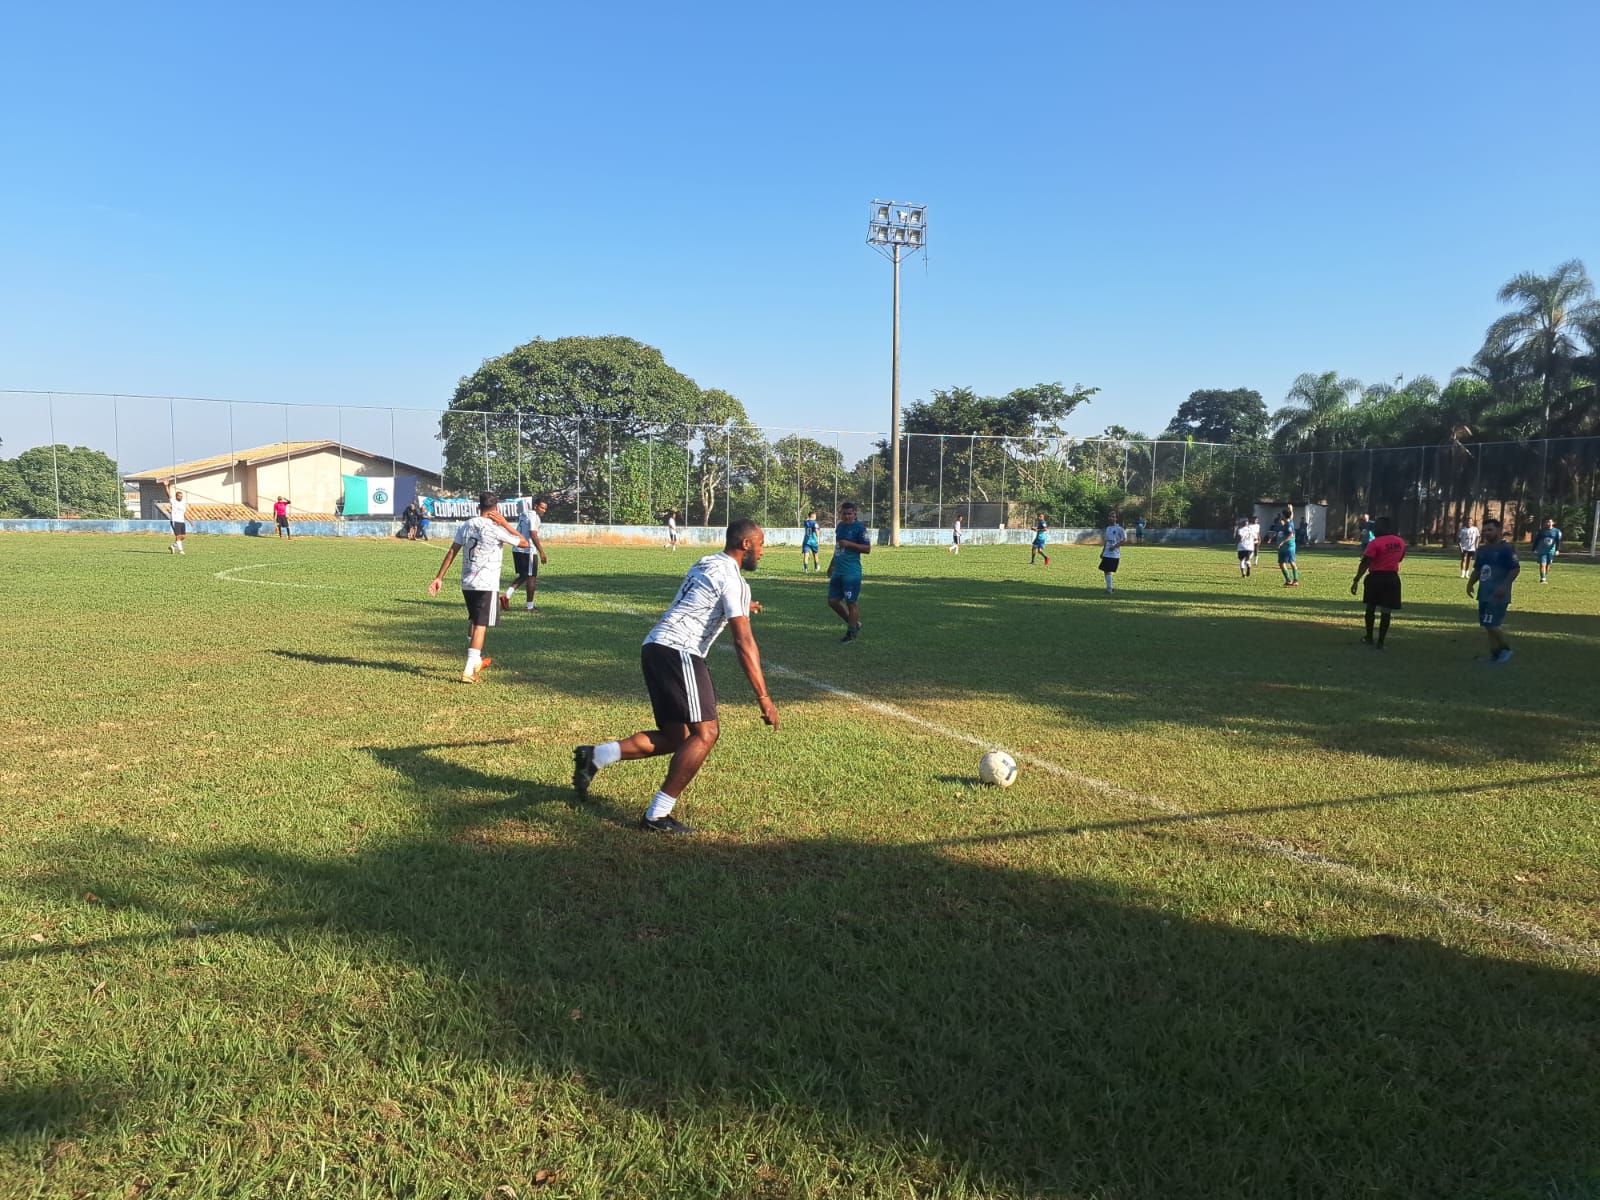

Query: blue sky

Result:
[3,0,1597,472]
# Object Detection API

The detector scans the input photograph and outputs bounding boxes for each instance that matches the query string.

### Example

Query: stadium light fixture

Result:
[866,199,928,547]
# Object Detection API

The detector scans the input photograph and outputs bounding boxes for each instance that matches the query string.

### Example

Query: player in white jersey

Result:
[501,496,549,612]
[572,519,778,834]
[1457,520,1480,578]
[665,510,679,550]
[164,479,190,554]
[1099,513,1127,594]
[948,515,962,554]
[1235,517,1259,576]
[427,492,527,683]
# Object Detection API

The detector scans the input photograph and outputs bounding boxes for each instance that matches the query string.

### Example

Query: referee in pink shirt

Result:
[1351,515,1406,650]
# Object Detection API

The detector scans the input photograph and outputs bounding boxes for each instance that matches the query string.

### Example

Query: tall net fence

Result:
[3,392,1597,545]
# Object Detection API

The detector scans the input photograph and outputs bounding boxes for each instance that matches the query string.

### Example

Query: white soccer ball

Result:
[979,750,1018,788]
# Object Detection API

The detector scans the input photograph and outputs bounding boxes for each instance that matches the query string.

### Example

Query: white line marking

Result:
[215,563,337,590]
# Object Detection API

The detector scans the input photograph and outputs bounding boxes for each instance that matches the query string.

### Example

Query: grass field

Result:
[2,530,1597,1199]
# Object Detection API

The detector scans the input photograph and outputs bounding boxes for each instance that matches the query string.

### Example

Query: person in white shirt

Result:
[665,510,679,550]
[1457,520,1481,579]
[1235,516,1259,577]
[572,519,778,834]
[948,515,962,554]
[1248,516,1262,567]
[427,492,527,683]
[501,496,549,612]
[164,479,190,554]
[1100,513,1128,594]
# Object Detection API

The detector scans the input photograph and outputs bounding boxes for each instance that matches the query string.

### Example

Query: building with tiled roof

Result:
[127,441,442,520]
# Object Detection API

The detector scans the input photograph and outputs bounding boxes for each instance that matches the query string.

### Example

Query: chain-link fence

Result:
[3,391,1597,547]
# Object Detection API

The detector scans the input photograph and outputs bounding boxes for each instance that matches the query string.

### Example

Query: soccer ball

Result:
[979,750,1018,787]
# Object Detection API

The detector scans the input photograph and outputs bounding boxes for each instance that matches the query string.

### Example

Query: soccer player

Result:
[164,479,189,554]
[1272,505,1300,586]
[801,510,821,572]
[1135,516,1146,543]
[427,491,528,683]
[571,519,778,834]
[665,510,679,550]
[273,496,293,539]
[1532,517,1562,583]
[1100,512,1127,594]
[949,514,962,554]
[1030,514,1051,565]
[1351,515,1405,649]
[827,501,871,642]
[501,496,549,613]
[1248,513,1262,568]
[1457,518,1480,578]
[1356,512,1375,550]
[1234,516,1258,577]
[1468,516,1519,664]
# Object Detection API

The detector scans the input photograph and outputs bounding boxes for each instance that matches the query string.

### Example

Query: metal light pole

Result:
[868,200,927,546]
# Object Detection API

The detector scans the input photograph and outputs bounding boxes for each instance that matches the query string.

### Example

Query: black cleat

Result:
[841,625,859,643]
[639,814,696,834]
[572,745,597,796]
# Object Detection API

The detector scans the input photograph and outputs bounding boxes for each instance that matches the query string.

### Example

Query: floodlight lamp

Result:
[909,229,922,245]
[876,204,890,221]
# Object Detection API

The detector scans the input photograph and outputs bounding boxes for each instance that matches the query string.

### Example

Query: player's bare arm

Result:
[729,615,778,730]
[428,545,460,596]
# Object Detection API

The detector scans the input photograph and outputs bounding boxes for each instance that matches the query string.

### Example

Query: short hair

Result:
[725,518,761,548]
[478,491,499,513]
[1374,516,1395,536]
[533,494,550,507]
[840,500,858,510]
[1482,516,1503,529]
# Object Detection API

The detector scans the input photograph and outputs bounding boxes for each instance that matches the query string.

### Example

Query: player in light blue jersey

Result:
[827,501,871,642]
[1531,517,1562,584]
[801,511,821,572]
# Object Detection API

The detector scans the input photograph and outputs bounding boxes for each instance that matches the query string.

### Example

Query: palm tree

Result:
[1483,260,1600,440]
[1270,372,1363,453]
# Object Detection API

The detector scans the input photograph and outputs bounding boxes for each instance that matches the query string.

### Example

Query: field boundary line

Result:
[215,563,337,590]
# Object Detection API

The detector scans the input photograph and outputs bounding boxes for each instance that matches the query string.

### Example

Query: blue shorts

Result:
[1277,547,1297,563]
[1535,552,1554,565]
[828,575,860,604]
[1478,600,1509,629]
[802,538,819,553]
[1032,537,1046,549]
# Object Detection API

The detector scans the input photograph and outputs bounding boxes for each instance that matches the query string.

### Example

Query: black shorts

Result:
[171,521,187,536]
[641,642,717,727]
[1460,549,1475,562]
[1237,548,1252,560]
[276,515,289,529]
[1099,556,1120,573]
[1363,571,1402,611]
[463,589,500,627]
[511,550,539,578]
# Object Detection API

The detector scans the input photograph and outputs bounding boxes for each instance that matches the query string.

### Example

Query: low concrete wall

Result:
[0,519,1233,546]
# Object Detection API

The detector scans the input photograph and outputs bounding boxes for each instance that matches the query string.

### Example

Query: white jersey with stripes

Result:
[644,552,751,659]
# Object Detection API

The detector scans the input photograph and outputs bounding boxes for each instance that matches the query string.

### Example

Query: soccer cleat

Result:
[476,656,492,674]
[1043,555,1050,565]
[460,671,478,684]
[1495,648,1514,664]
[525,603,538,612]
[841,625,859,643]
[639,814,696,834]
[572,745,597,796]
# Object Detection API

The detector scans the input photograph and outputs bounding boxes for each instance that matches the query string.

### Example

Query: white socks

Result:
[465,648,482,673]
[645,790,676,819]
[594,742,622,768]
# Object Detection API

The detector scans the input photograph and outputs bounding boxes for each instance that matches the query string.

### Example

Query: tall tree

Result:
[1271,372,1363,452]
[1162,389,1267,444]
[0,445,123,518]
[1482,260,1600,439]
[440,336,757,520]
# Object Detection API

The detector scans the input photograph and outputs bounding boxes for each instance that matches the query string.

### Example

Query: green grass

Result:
[2,531,1597,1199]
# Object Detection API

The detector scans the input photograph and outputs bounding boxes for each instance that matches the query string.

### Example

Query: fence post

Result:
[480,411,488,493]
[968,434,975,523]
[607,424,613,525]
[112,396,122,517]
[683,429,691,527]
[48,394,61,517]
[516,412,522,498]
[647,432,653,525]
[869,454,876,527]
[575,416,583,523]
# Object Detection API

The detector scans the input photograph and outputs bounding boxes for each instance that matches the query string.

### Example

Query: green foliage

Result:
[0,445,123,518]
[441,336,756,520]
[1164,389,1267,444]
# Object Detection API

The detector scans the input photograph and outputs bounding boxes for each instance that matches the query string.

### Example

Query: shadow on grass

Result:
[18,754,1600,1195]
[265,649,427,675]
[0,1082,97,1141]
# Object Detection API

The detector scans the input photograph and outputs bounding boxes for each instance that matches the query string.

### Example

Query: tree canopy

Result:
[1163,389,1267,444]
[0,445,123,518]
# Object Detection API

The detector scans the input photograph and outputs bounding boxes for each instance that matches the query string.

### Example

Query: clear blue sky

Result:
[3,0,1598,471]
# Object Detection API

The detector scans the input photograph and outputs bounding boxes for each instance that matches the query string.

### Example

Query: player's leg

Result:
[827,575,852,626]
[461,592,497,680]
[1377,608,1392,646]
[1363,603,1376,643]
[523,558,540,610]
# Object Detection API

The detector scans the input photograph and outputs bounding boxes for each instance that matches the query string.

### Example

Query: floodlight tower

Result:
[867,200,927,546]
